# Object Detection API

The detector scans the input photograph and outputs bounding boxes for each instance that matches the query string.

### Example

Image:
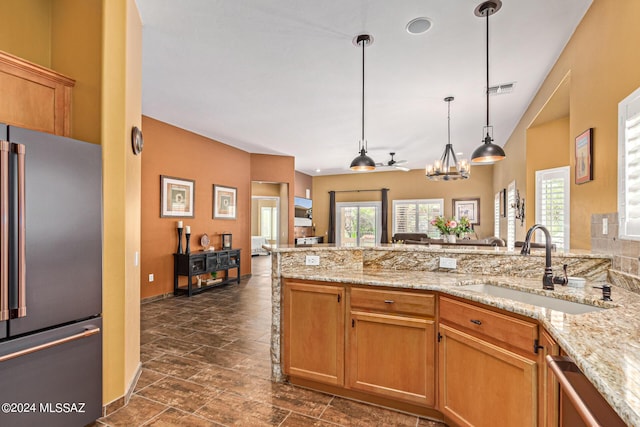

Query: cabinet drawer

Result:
[350,288,435,317]
[440,296,538,354]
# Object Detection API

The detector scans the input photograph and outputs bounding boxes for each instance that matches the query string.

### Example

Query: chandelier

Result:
[426,97,470,181]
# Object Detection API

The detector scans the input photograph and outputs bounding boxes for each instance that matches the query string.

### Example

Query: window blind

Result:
[536,167,570,251]
[393,199,443,237]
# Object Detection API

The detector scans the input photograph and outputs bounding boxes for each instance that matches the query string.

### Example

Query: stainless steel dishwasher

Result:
[547,355,627,427]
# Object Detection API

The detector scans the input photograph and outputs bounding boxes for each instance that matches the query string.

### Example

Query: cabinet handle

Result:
[384,300,394,304]
[470,319,482,325]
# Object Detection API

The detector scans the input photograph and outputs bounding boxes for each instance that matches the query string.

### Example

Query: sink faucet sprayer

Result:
[521,224,568,291]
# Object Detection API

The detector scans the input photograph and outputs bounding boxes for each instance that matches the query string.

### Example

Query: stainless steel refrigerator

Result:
[0,125,102,426]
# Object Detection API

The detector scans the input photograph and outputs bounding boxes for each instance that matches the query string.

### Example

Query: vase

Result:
[444,234,457,243]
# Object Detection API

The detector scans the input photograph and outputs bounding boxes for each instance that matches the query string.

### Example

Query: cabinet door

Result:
[439,324,537,427]
[348,311,435,406]
[539,329,559,427]
[283,281,345,386]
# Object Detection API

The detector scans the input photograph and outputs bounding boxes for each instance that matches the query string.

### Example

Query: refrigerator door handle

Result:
[14,143,26,318]
[0,326,100,363]
[0,140,9,321]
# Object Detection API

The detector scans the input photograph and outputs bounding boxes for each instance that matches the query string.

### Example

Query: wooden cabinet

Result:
[173,249,241,296]
[0,51,74,136]
[539,329,559,427]
[283,280,345,386]
[348,288,436,406]
[438,296,538,427]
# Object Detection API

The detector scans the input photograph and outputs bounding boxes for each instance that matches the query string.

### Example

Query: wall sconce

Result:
[512,190,525,226]
[222,233,232,249]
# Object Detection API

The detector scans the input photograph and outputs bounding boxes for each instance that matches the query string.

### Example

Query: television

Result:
[294,197,312,219]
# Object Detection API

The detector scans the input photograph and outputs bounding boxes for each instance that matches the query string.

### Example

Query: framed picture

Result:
[213,184,237,219]
[452,198,480,225]
[575,128,593,184]
[160,175,194,218]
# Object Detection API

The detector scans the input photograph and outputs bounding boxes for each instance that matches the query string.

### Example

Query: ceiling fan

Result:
[375,152,410,171]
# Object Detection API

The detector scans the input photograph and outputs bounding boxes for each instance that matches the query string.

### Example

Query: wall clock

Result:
[131,126,144,155]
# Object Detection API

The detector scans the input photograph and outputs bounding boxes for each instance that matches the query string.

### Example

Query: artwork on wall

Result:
[160,175,195,218]
[213,184,237,219]
[575,128,593,184]
[452,198,480,225]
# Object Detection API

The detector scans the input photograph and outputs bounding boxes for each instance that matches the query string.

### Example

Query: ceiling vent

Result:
[488,82,515,96]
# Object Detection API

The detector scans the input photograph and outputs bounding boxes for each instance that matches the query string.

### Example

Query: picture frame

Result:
[452,198,480,226]
[222,233,232,249]
[575,128,593,184]
[160,175,194,218]
[213,184,237,219]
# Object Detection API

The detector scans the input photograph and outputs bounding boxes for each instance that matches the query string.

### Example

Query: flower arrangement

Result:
[431,216,473,237]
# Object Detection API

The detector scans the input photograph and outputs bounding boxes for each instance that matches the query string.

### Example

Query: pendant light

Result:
[350,34,376,171]
[471,0,506,164]
[426,97,470,181]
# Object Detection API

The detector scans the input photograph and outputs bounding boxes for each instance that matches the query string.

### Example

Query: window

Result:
[494,192,500,238]
[392,199,444,238]
[507,181,516,251]
[336,202,381,247]
[536,166,570,251]
[260,206,278,241]
[618,86,640,239]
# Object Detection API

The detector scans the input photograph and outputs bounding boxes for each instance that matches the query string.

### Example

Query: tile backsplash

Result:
[592,212,640,294]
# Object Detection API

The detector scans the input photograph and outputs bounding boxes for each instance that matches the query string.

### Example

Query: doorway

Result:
[336,202,381,247]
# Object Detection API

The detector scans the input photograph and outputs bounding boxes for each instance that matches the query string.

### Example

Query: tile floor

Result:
[97,255,446,426]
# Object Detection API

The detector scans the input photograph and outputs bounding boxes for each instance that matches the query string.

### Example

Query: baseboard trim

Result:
[101,362,142,417]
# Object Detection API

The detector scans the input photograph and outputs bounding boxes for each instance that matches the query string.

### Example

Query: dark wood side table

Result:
[173,249,241,296]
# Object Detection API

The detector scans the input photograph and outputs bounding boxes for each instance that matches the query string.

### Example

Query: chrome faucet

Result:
[521,224,568,290]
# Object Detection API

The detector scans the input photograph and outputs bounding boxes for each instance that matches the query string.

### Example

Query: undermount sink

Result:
[458,284,606,314]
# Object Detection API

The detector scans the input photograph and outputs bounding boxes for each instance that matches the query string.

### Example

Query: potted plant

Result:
[431,216,473,242]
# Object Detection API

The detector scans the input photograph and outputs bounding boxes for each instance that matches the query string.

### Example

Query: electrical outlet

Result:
[305,255,320,266]
[148,273,154,282]
[602,218,608,235]
[439,257,457,269]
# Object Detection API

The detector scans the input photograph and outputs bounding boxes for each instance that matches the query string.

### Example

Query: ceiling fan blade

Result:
[394,165,410,172]
[395,159,408,165]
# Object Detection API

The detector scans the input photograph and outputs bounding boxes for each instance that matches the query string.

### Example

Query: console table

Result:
[173,249,241,296]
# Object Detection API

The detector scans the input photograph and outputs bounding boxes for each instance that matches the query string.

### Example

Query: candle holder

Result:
[185,232,191,254]
[177,227,183,254]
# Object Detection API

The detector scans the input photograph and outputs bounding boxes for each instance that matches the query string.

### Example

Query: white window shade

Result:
[494,192,500,238]
[619,86,640,239]
[393,199,443,237]
[536,166,570,251]
[507,181,516,251]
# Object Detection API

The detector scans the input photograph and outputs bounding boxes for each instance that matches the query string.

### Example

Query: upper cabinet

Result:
[0,50,75,136]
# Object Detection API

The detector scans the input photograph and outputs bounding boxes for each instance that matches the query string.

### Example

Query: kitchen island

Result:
[270,244,640,426]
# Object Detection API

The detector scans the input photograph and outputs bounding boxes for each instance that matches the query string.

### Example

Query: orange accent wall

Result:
[141,116,254,299]
[295,171,312,198]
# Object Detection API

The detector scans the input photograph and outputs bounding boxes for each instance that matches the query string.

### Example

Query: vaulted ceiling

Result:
[135,0,592,176]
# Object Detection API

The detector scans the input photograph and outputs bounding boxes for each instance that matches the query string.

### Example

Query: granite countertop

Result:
[279,266,640,426]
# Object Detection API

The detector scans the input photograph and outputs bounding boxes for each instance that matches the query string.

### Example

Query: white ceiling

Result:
[135,0,592,176]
